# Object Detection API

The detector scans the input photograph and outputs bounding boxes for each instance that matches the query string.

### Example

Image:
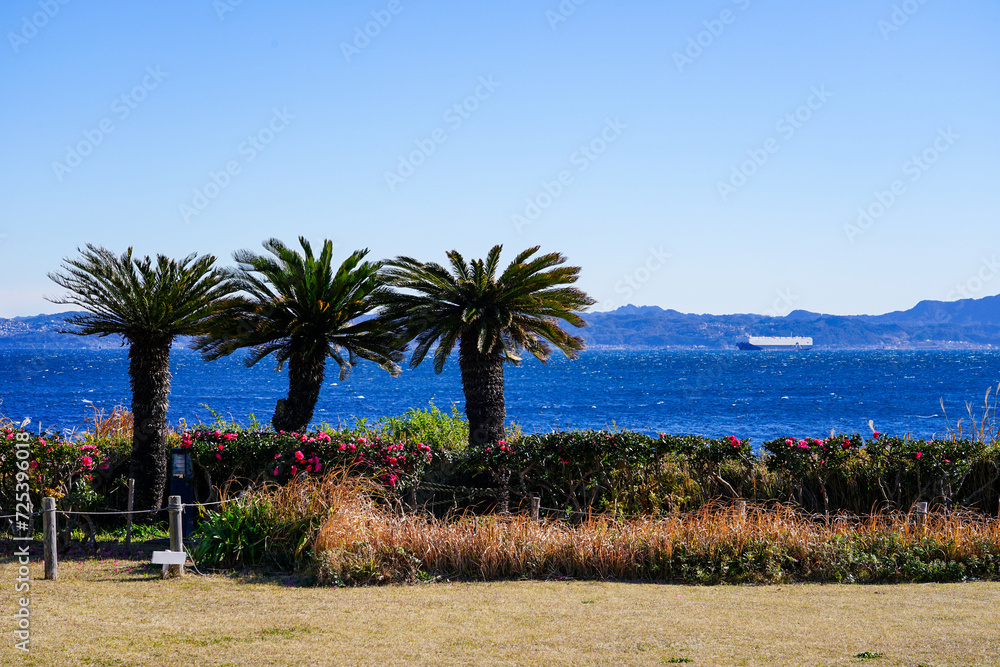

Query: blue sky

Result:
[2,0,997,319]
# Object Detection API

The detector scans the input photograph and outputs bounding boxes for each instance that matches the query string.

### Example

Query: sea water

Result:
[2,349,999,443]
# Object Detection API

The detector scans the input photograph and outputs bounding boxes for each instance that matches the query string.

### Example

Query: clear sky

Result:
[2,0,998,319]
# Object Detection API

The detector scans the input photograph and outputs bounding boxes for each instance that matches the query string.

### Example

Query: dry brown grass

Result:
[83,404,133,441]
[0,552,998,666]
[311,489,1000,583]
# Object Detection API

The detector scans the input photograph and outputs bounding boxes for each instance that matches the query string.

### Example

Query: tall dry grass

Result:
[309,477,1000,585]
[84,404,134,440]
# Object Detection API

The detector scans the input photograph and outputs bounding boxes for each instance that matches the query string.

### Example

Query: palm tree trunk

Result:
[127,335,173,512]
[272,351,326,433]
[458,335,506,448]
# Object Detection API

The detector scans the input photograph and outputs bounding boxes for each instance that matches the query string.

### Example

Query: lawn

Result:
[1,546,998,666]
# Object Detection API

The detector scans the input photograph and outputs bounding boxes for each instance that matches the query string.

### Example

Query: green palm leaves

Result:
[48,245,234,341]
[196,237,403,432]
[380,245,595,372]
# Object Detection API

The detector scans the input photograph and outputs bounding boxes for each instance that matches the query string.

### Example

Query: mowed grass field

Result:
[1,550,998,667]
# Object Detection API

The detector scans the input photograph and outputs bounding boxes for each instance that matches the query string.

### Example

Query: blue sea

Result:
[2,349,999,443]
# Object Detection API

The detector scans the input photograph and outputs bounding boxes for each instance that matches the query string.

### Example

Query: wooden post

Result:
[530,495,540,521]
[167,495,183,577]
[42,497,57,581]
[915,501,928,528]
[125,478,135,552]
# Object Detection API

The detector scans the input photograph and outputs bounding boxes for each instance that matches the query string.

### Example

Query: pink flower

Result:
[294,450,305,462]
[916,452,922,460]
[273,467,279,476]
[80,456,94,469]
[314,462,322,473]
[213,430,221,437]
[290,466,298,475]
[274,453,281,460]
[873,431,881,439]
[215,453,222,460]
[29,461,38,469]
[217,444,224,451]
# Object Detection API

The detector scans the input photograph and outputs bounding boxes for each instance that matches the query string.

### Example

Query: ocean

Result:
[2,349,999,443]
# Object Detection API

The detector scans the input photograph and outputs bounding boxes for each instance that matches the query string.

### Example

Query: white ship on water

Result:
[736,336,813,351]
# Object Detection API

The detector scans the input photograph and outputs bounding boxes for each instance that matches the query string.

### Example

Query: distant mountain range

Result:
[578,295,1000,349]
[4,294,1000,350]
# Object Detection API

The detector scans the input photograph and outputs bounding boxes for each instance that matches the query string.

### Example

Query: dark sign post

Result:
[169,448,194,540]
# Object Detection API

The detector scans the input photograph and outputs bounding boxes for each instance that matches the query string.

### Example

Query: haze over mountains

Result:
[3,294,1000,350]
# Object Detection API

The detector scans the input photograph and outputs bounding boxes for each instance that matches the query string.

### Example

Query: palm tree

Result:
[48,245,234,511]
[377,245,595,447]
[195,237,403,433]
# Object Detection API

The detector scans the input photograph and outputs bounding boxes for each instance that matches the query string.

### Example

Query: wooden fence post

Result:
[915,501,928,528]
[125,478,135,552]
[42,497,57,581]
[530,495,540,521]
[168,495,183,577]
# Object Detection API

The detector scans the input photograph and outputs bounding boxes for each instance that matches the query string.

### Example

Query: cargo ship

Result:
[736,336,813,351]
